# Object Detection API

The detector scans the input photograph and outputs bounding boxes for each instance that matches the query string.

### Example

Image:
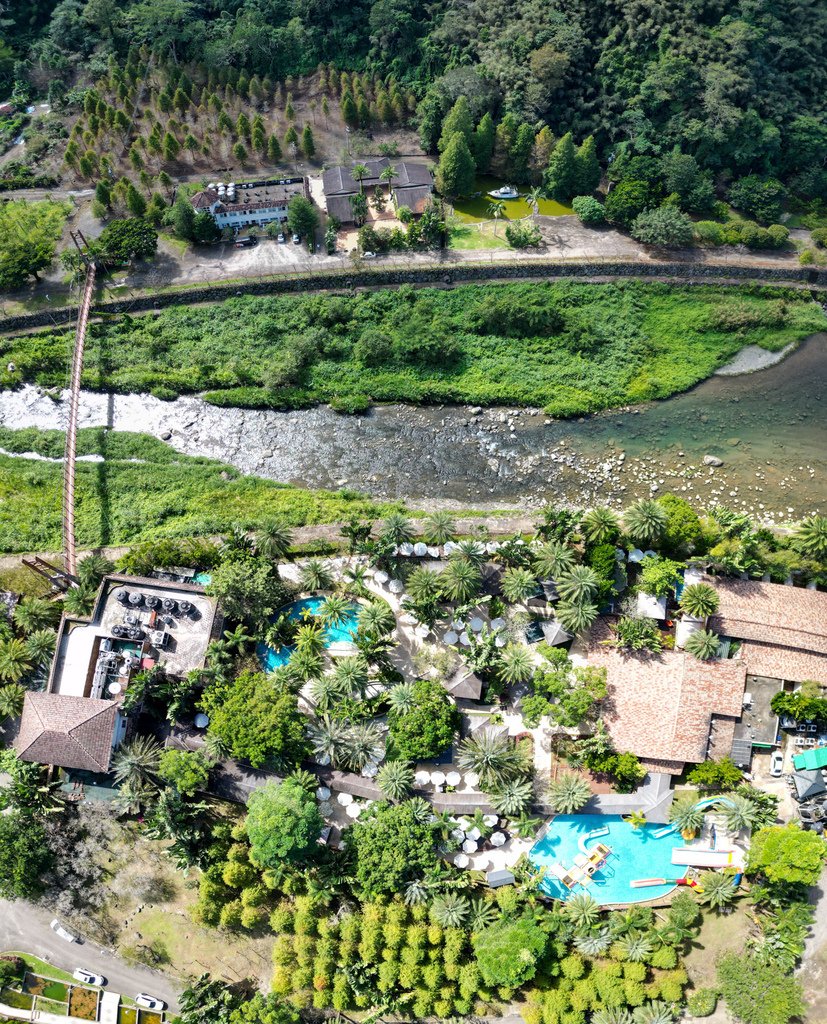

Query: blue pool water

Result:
[530,814,682,905]
[256,596,361,671]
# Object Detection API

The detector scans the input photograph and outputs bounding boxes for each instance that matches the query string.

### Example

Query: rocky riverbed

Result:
[0,334,824,523]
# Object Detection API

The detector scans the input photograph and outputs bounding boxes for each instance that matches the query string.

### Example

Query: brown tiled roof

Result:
[709,578,827,655]
[582,621,746,773]
[394,183,434,214]
[739,640,827,685]
[16,693,118,773]
[190,188,218,209]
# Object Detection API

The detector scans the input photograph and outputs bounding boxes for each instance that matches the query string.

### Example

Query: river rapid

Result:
[0,334,825,524]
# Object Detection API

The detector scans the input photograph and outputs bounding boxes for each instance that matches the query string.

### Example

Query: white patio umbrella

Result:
[415,770,431,786]
[490,831,507,847]
[643,549,658,560]
[456,817,471,831]
[483,813,498,827]
[414,624,430,638]
[430,770,446,787]
[628,548,644,563]
[470,617,485,632]
[316,786,331,801]
[445,771,462,787]
[490,617,506,631]
[615,548,627,561]
[337,792,354,806]
[453,852,470,868]
[495,635,507,647]
[389,579,404,593]
[467,826,482,842]
[400,613,417,625]
[443,630,459,645]
[459,632,471,646]
[464,774,480,789]
[451,828,466,842]
[414,542,428,556]
[462,839,478,853]
[375,570,389,585]
[194,712,209,729]
[319,801,334,816]
[316,753,331,765]
[346,803,362,818]
[400,542,415,556]
[451,618,464,631]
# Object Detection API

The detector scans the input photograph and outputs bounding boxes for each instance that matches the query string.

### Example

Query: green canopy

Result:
[792,746,827,771]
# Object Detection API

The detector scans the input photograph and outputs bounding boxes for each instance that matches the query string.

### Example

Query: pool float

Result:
[630,877,690,888]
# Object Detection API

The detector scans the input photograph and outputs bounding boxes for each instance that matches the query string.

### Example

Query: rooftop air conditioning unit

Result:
[149,629,168,647]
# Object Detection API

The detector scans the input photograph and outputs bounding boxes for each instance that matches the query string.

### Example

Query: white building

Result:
[190,176,308,230]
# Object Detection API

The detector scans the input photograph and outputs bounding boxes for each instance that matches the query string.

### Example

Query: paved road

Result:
[0,899,183,1012]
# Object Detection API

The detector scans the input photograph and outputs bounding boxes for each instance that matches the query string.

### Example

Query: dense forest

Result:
[2,0,827,191]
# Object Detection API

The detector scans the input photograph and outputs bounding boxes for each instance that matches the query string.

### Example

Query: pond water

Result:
[256,596,360,671]
[0,334,824,522]
[451,177,573,222]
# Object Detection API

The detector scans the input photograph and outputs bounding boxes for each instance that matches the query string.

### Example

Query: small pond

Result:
[450,177,573,222]
[256,595,360,671]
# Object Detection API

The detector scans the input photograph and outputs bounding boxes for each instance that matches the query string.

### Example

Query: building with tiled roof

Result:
[322,158,434,223]
[16,692,120,773]
[189,176,308,231]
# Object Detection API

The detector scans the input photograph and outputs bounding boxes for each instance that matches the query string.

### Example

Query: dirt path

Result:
[797,865,827,1023]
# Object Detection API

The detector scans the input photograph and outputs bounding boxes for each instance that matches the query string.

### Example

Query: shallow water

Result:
[450,177,573,221]
[0,334,824,522]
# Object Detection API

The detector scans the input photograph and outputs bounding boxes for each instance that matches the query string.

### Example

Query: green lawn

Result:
[448,219,510,250]
[4,954,75,985]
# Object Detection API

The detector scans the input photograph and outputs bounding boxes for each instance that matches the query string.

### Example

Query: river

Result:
[0,334,824,523]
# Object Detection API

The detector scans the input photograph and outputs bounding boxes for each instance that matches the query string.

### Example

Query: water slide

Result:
[672,847,745,869]
[578,827,610,854]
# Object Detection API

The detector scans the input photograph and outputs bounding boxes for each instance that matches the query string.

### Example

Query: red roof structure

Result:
[16,692,119,773]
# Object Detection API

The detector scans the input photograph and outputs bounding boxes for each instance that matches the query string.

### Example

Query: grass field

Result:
[448,218,511,250]
[2,282,823,417]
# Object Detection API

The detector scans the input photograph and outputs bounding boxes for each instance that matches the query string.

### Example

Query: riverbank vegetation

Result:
[0,427,400,552]
[2,282,823,417]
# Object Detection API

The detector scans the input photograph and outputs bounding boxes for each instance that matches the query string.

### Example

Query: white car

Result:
[770,750,784,777]
[135,994,166,1012]
[362,251,377,259]
[73,969,105,987]
[50,919,77,943]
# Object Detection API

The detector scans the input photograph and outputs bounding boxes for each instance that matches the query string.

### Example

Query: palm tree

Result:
[203,732,230,763]
[288,648,324,682]
[795,515,827,560]
[220,525,254,559]
[624,809,647,830]
[469,897,499,931]
[407,568,443,604]
[422,511,457,546]
[24,629,56,666]
[380,512,414,546]
[309,673,344,712]
[357,600,395,637]
[684,629,720,661]
[387,681,417,717]
[679,583,719,619]
[112,776,157,816]
[555,599,599,637]
[430,892,469,928]
[697,871,737,910]
[623,499,668,547]
[13,597,58,634]
[0,638,31,683]
[564,891,601,931]
[488,199,506,233]
[557,565,599,604]
[615,932,653,962]
[501,567,538,604]
[526,186,543,223]
[441,558,482,604]
[508,811,543,838]
[454,540,487,568]
[668,794,705,840]
[581,507,620,546]
[332,657,369,698]
[111,735,162,788]
[533,541,575,579]
[308,715,351,766]
[498,643,535,685]
[255,518,294,560]
[592,1010,633,1024]
[62,584,95,617]
[342,721,384,771]
[352,162,370,193]
[295,623,327,656]
[547,773,592,813]
[722,793,761,832]
[76,553,114,589]
[376,760,414,801]
[0,682,25,720]
[318,595,352,628]
[632,1002,675,1024]
[299,559,334,592]
[490,777,534,816]
[403,877,433,906]
[574,928,612,957]
[286,768,317,793]
[457,729,526,788]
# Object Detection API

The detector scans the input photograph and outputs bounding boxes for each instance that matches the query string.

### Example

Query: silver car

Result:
[135,994,166,1011]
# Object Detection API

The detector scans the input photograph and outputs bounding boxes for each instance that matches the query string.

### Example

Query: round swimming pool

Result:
[256,596,361,671]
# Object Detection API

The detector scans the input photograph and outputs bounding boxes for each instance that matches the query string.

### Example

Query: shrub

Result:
[473,914,548,988]
[631,205,694,247]
[687,988,718,1016]
[728,176,787,224]
[505,221,542,248]
[388,677,460,760]
[572,195,606,225]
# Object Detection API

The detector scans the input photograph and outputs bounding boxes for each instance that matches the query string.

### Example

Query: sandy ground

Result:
[715,342,798,376]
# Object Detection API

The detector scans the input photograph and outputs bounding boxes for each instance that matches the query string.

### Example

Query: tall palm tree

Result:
[592,1009,633,1024]
[526,186,543,223]
[0,682,25,720]
[557,565,599,604]
[430,892,469,928]
[309,673,344,712]
[351,162,370,193]
[299,559,334,592]
[288,647,324,682]
[581,507,621,546]
[380,512,414,546]
[501,567,538,604]
[795,514,827,560]
[533,541,575,579]
[377,760,414,802]
[721,793,761,832]
[440,558,482,604]
[498,644,535,685]
[24,629,56,666]
[632,1002,675,1024]
[623,499,668,547]
[62,584,95,617]
[668,794,705,839]
[488,199,506,233]
[387,681,417,717]
[469,897,499,931]
[406,568,443,604]
[508,811,543,838]
[308,715,351,766]
[422,511,457,546]
[679,583,719,619]
[454,540,487,568]
[564,891,601,931]
[318,595,352,628]
[614,932,653,962]
[357,600,395,637]
[111,735,162,788]
[574,929,613,957]
[697,871,737,910]
[555,599,599,637]
[684,629,720,661]
[13,597,58,634]
[76,554,114,589]
[332,657,369,698]
[112,776,157,816]
[624,809,647,830]
[457,729,526,788]
[490,777,534,816]
[255,518,294,560]
[0,638,32,683]
[295,623,327,656]
[342,721,384,771]
[547,773,592,813]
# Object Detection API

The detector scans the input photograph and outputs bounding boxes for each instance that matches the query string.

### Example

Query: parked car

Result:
[135,994,166,1011]
[362,251,377,259]
[770,750,784,777]
[50,920,77,943]
[73,970,106,987]
[291,233,301,244]
[277,232,286,243]
[233,236,257,248]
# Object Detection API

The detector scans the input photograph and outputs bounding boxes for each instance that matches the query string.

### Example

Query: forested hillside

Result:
[3,0,826,189]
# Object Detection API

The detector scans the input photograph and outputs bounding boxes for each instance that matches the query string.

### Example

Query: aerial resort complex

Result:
[1,0,827,1022]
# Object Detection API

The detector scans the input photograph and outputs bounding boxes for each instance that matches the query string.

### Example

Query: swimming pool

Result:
[530,814,682,905]
[256,596,361,671]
